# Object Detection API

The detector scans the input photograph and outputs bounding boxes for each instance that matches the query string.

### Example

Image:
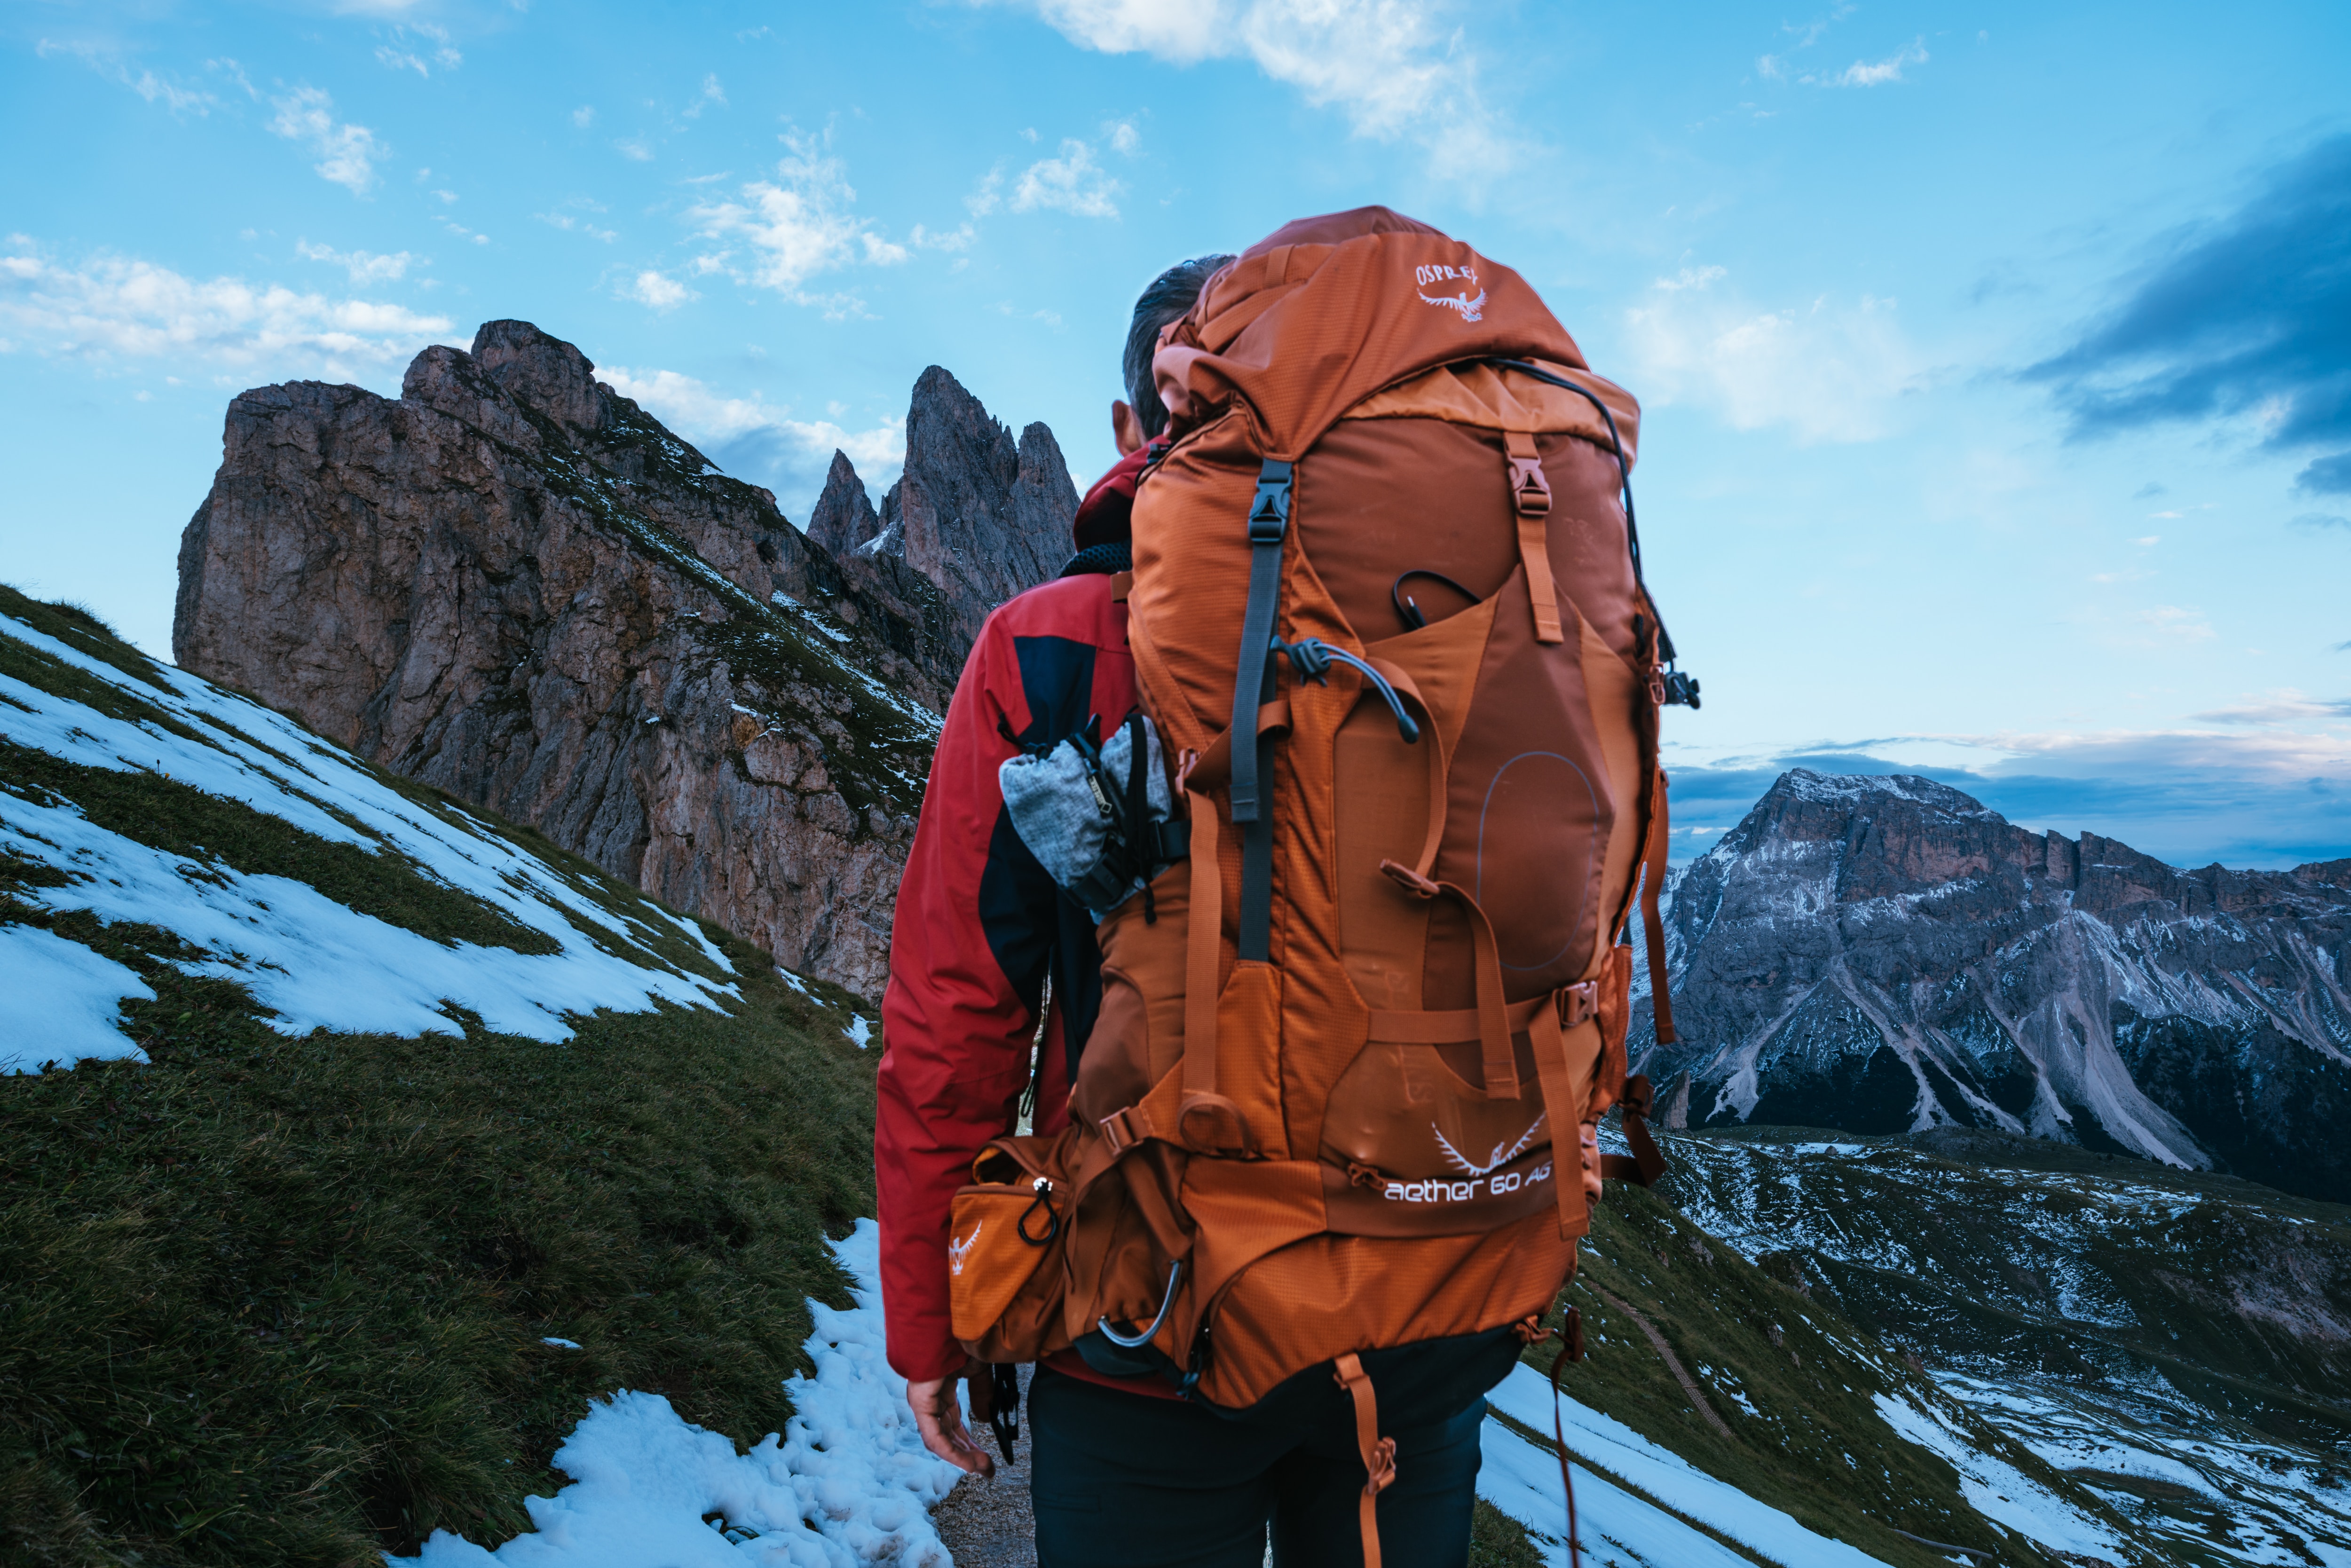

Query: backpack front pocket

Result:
[949,1139,1072,1358]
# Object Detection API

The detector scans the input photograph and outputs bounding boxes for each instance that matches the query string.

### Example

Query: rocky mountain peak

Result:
[1641,769,2351,1201]
[174,321,1078,993]
[470,318,605,433]
[871,366,1079,649]
[808,449,883,557]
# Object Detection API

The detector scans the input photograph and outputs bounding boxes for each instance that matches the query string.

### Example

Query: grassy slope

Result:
[1,591,884,1565]
[1677,1125,2351,1449]
[1507,1172,2173,1568]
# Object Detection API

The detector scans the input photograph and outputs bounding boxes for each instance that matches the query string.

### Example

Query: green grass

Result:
[1511,1177,2160,1568]
[1467,1496,1545,1567]
[0,922,879,1566]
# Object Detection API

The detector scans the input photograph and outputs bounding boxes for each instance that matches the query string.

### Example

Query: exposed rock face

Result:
[174,321,1077,994]
[808,450,882,557]
[872,366,1079,657]
[1635,770,2351,1201]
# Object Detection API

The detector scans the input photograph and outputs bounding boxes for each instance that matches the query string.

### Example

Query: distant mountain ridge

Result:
[174,320,1076,993]
[1634,769,2351,1201]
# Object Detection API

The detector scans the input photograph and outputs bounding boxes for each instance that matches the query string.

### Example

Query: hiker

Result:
[874,250,1234,1459]
[879,209,1694,1568]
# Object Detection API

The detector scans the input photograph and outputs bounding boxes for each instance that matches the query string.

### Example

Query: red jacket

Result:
[876,450,1154,1386]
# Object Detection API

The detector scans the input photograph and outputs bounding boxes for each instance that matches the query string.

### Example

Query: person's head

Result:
[1112,253,1235,454]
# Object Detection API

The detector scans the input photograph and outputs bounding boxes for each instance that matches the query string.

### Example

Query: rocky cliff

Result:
[174,320,1078,994]
[1634,770,2351,1200]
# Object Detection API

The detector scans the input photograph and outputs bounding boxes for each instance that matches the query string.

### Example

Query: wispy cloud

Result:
[374,22,461,77]
[681,74,726,118]
[600,364,906,520]
[0,241,454,377]
[1622,265,1919,442]
[294,240,413,284]
[269,87,386,195]
[1667,722,2351,870]
[686,131,908,313]
[1010,139,1121,219]
[1830,40,1927,87]
[990,0,1518,179]
[625,270,694,311]
[37,39,217,114]
[2025,134,2351,497]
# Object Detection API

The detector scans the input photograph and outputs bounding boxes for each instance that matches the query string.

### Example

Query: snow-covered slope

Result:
[1,593,737,1072]
[1665,1130,2351,1566]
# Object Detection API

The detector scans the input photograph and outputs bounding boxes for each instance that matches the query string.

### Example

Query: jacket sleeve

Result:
[875,613,1053,1384]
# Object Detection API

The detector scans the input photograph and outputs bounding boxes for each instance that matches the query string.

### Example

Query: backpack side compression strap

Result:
[1231,458,1291,962]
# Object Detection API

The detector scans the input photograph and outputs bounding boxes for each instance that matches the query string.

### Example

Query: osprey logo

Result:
[1434,1112,1547,1179]
[1416,262,1486,323]
[947,1221,980,1276]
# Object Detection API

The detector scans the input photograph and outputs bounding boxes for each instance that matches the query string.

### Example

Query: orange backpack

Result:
[948,207,1695,1560]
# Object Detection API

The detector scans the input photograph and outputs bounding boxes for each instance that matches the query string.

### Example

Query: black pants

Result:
[1026,1335,1512,1568]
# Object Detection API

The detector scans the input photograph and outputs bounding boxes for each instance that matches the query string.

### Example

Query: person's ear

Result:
[1112,399,1146,456]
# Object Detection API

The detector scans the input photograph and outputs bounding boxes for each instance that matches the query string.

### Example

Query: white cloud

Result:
[2136,605,2215,643]
[615,137,655,162]
[269,87,387,195]
[627,270,695,311]
[1107,118,1141,154]
[993,0,1515,178]
[1011,139,1121,218]
[686,132,907,309]
[0,242,455,378]
[2189,690,2351,725]
[294,241,413,284]
[600,364,907,512]
[572,105,596,128]
[37,40,217,113]
[538,211,618,243]
[966,166,1006,217]
[1831,40,1927,87]
[1622,265,1919,444]
[682,74,726,118]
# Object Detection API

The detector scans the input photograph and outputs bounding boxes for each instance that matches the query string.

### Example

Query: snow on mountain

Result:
[1,599,737,1072]
[1634,769,2351,1201]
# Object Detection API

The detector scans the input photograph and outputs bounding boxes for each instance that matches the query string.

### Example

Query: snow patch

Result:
[398,1220,961,1567]
[1,611,736,1060]
[0,922,156,1072]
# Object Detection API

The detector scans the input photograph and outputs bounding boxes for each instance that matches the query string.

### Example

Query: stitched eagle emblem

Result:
[1419,287,1487,323]
[948,1221,980,1276]
[1433,1113,1547,1178]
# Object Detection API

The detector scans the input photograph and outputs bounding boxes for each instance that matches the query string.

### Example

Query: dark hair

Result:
[1124,253,1234,439]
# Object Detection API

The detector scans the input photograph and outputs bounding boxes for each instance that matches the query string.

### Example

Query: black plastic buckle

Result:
[1661,670,1702,709]
[1248,459,1293,542]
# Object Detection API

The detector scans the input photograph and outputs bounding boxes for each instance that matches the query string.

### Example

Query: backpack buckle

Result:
[1558,981,1599,1028]
[1507,454,1551,517]
[1248,460,1293,542]
[1098,1105,1146,1156]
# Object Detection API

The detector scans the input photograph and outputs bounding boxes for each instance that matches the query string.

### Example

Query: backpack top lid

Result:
[1152,206,1588,461]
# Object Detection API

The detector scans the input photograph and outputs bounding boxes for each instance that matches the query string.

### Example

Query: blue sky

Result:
[4,0,2347,869]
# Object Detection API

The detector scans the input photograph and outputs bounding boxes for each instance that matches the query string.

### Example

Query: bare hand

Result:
[907,1373,996,1479]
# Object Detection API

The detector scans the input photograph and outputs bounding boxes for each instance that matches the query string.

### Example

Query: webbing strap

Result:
[1364,655,1451,884]
[1504,430,1564,645]
[1549,1326,1587,1568]
[1377,868,1521,1101]
[1333,1353,1396,1568]
[1599,1074,1668,1185]
[1639,768,1676,1045]
[1231,458,1291,961]
[1528,1001,1587,1237]
[1182,784,1223,1100]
